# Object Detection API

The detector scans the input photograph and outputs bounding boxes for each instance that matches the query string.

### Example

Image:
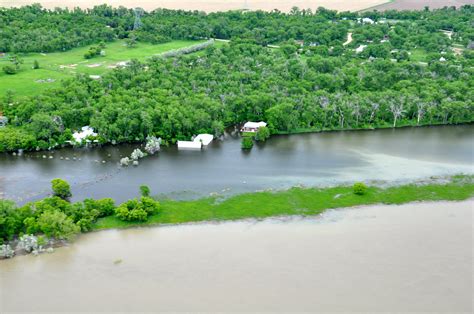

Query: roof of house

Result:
[194,134,214,146]
[243,121,267,129]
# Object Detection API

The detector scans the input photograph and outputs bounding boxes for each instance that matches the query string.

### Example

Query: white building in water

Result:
[72,126,97,143]
[177,134,214,150]
[241,121,267,133]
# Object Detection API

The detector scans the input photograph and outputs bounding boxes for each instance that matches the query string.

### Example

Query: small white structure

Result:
[89,75,101,80]
[177,141,202,150]
[241,121,267,133]
[194,134,214,146]
[73,126,97,143]
[360,17,374,24]
[178,133,214,150]
[355,45,367,54]
[439,57,446,62]
[0,116,8,127]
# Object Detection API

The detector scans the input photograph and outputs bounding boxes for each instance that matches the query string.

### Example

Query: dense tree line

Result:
[1,38,472,152]
[1,4,472,53]
[0,5,473,152]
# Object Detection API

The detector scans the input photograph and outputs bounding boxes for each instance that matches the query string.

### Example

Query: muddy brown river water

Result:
[1,200,472,312]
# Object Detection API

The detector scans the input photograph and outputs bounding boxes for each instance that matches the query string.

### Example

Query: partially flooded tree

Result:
[369,102,379,123]
[389,101,405,128]
[416,101,427,125]
[51,178,72,200]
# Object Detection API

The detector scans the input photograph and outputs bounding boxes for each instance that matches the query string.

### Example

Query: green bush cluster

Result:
[0,179,160,243]
[255,126,271,142]
[353,182,368,195]
[115,197,160,222]
[83,43,105,59]
[241,136,254,150]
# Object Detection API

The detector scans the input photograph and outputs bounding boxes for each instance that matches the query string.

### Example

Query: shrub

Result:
[353,182,368,195]
[241,136,254,150]
[140,185,151,197]
[144,136,161,154]
[83,198,115,217]
[115,197,159,222]
[131,148,145,160]
[140,196,159,215]
[2,65,17,74]
[0,244,14,258]
[255,126,270,141]
[51,178,72,200]
[33,60,40,69]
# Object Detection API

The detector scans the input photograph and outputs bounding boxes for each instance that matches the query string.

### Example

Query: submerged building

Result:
[241,121,267,133]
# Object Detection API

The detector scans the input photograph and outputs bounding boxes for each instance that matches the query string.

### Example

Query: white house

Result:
[359,17,374,24]
[241,121,267,133]
[73,126,97,143]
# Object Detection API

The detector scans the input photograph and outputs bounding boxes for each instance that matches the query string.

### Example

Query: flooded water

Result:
[1,124,473,204]
[1,200,472,312]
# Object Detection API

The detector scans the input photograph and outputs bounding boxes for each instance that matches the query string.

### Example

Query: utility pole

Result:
[133,7,144,30]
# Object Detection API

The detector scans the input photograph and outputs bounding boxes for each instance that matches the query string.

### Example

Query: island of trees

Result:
[0,4,473,152]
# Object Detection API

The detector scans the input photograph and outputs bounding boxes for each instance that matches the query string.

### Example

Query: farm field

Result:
[0,0,391,12]
[363,0,472,11]
[0,40,206,97]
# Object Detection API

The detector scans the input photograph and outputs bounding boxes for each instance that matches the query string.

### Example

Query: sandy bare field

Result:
[365,0,473,11]
[0,0,390,12]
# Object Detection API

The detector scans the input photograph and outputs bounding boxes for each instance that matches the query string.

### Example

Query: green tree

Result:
[241,136,254,150]
[255,126,270,141]
[36,210,80,239]
[2,65,16,75]
[353,182,368,195]
[51,178,72,200]
[33,60,40,69]
[139,185,151,197]
[9,55,23,70]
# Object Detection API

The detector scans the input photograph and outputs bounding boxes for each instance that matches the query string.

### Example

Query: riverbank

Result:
[274,120,474,135]
[93,175,474,230]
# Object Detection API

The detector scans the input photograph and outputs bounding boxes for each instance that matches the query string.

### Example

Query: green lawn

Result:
[410,49,429,62]
[0,40,206,97]
[93,175,474,230]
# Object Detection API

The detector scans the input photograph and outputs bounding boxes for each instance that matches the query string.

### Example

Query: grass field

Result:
[93,175,474,230]
[0,39,206,97]
[3,0,391,13]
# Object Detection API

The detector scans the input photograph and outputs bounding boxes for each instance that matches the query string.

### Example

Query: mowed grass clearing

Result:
[93,175,474,230]
[0,39,206,97]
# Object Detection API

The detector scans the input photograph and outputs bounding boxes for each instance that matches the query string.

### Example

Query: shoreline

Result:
[92,176,474,231]
[89,197,474,233]
[3,197,472,261]
[2,121,473,155]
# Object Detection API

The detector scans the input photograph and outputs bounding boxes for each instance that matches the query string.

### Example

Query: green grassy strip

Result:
[93,176,474,230]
